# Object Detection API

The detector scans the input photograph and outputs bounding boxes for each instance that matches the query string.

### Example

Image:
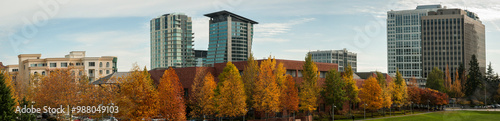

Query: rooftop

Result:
[204,10,258,24]
[416,4,442,9]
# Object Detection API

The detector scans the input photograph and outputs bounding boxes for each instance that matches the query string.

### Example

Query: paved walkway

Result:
[356,111,438,121]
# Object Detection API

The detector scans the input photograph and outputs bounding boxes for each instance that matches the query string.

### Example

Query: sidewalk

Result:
[357,111,438,121]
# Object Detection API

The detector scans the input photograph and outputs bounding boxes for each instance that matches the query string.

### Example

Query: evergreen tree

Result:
[465,55,482,96]
[426,67,445,92]
[18,97,36,120]
[0,70,17,120]
[486,62,495,82]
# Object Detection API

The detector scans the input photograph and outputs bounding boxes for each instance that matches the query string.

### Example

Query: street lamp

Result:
[364,103,367,119]
[411,102,413,114]
[333,105,336,121]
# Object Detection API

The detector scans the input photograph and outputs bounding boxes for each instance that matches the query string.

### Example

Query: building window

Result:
[42,71,46,76]
[106,70,110,74]
[99,70,103,75]
[106,62,110,67]
[298,70,303,77]
[61,62,68,67]
[89,62,95,67]
[50,63,57,67]
[99,62,103,67]
[12,69,18,72]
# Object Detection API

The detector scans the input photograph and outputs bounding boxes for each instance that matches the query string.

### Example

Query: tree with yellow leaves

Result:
[190,72,217,119]
[392,69,408,113]
[445,65,453,94]
[115,65,159,120]
[253,57,281,118]
[343,64,359,116]
[359,76,382,117]
[217,62,247,119]
[376,72,392,116]
[299,54,320,118]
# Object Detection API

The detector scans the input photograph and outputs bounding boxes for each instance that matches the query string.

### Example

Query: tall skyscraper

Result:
[150,13,195,69]
[421,9,485,79]
[387,5,442,79]
[309,48,357,72]
[204,10,258,65]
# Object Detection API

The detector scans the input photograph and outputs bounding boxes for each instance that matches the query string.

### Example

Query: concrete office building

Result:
[309,48,357,72]
[204,10,258,65]
[387,5,442,79]
[5,51,117,82]
[421,9,485,79]
[150,13,195,69]
[194,50,207,67]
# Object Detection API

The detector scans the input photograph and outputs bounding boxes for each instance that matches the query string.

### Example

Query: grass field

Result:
[369,111,500,121]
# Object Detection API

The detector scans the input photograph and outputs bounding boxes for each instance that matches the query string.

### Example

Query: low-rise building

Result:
[6,51,117,82]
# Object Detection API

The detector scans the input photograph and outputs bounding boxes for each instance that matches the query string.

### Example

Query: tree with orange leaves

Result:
[217,62,247,119]
[157,67,186,121]
[190,72,217,119]
[34,69,78,111]
[115,65,159,120]
[359,76,382,117]
[282,75,299,118]
[253,57,282,119]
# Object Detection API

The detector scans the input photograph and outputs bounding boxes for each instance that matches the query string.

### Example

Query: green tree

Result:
[458,63,467,90]
[343,64,359,115]
[465,54,482,96]
[299,54,320,115]
[18,97,36,120]
[0,70,17,120]
[321,69,346,120]
[426,67,445,92]
[486,62,495,82]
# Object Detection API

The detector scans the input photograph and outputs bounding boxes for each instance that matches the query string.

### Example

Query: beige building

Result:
[6,51,117,82]
[421,9,485,79]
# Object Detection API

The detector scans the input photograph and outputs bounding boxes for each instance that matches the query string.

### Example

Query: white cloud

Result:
[59,31,149,71]
[253,18,315,43]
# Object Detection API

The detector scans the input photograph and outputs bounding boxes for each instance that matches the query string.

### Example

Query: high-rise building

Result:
[421,9,485,79]
[194,50,207,67]
[150,13,195,69]
[309,48,357,72]
[387,5,442,79]
[5,51,117,82]
[204,10,258,65]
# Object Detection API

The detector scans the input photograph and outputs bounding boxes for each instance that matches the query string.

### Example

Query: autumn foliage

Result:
[115,66,159,120]
[253,57,281,114]
[157,67,186,121]
[190,70,217,118]
[217,62,247,118]
[359,77,382,113]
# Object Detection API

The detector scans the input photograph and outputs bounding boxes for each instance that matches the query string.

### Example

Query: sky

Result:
[1,0,500,74]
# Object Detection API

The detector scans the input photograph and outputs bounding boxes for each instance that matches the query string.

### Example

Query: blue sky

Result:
[1,0,500,74]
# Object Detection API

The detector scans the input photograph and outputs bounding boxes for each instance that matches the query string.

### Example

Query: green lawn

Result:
[369,111,500,121]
